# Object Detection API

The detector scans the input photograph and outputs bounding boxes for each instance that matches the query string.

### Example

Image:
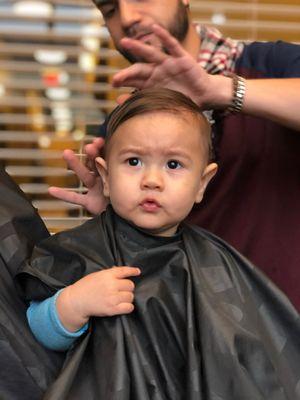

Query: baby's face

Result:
[101,111,216,236]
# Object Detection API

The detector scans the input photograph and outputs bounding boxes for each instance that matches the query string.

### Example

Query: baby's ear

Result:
[95,157,110,197]
[195,163,218,204]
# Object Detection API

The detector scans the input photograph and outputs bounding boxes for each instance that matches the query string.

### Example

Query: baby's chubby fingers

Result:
[117,291,135,304]
[110,291,136,316]
[111,266,141,279]
[60,266,141,322]
[114,302,135,315]
[117,278,135,292]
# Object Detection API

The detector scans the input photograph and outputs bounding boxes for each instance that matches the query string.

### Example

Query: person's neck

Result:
[181,22,201,60]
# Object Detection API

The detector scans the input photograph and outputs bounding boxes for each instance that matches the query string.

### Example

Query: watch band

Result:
[228,75,246,113]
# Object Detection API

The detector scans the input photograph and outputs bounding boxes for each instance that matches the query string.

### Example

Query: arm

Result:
[27,291,88,352]
[242,78,300,130]
[27,266,141,350]
[112,24,300,131]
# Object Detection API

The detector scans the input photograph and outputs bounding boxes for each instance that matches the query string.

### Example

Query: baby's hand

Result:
[56,266,141,332]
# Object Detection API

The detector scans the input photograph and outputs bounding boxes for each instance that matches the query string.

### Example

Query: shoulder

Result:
[183,223,252,267]
[237,40,300,77]
[16,214,110,300]
[39,215,102,250]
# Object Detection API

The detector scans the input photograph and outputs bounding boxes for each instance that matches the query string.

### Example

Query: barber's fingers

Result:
[151,24,187,58]
[48,186,87,207]
[63,149,96,188]
[116,93,132,104]
[120,38,167,65]
[118,24,186,65]
[113,63,153,88]
[84,137,105,172]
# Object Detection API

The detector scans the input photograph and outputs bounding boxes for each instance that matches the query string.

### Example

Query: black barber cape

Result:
[0,167,64,400]
[16,205,300,400]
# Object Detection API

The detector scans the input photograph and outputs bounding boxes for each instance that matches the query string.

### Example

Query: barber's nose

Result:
[119,0,141,29]
[141,168,164,191]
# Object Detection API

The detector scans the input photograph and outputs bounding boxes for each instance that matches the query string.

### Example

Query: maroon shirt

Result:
[188,41,300,310]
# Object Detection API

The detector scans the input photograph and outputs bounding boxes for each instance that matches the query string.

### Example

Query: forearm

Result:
[242,78,300,131]
[27,291,88,351]
[205,75,300,131]
[112,24,300,132]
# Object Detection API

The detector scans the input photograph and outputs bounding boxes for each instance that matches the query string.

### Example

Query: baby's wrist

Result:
[56,286,89,332]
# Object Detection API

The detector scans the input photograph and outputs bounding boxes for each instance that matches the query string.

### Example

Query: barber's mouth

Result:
[136,32,155,43]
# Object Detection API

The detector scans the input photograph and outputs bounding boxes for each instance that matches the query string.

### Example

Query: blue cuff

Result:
[27,289,88,352]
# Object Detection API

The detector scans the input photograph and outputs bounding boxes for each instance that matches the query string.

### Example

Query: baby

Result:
[18,88,300,400]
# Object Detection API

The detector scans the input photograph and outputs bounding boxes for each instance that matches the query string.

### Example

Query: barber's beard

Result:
[118,1,189,64]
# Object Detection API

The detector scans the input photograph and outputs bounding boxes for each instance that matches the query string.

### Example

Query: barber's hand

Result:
[112,24,232,110]
[48,137,108,215]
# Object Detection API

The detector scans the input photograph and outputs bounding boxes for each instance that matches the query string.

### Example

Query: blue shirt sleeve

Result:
[236,41,300,78]
[27,289,88,352]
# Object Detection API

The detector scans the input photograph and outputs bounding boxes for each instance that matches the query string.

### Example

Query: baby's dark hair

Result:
[104,88,213,162]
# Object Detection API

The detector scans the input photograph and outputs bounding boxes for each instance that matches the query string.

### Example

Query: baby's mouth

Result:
[140,199,161,212]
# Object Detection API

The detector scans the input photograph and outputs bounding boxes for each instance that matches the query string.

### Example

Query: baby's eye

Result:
[127,157,141,167]
[167,160,182,169]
